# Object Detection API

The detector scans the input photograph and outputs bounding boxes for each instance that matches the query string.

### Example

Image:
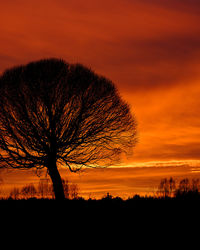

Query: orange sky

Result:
[1,0,200,197]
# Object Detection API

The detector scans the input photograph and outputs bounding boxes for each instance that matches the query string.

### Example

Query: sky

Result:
[1,0,200,197]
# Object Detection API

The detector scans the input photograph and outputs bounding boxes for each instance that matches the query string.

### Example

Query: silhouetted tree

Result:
[178,178,190,194]
[69,183,79,199]
[21,184,37,199]
[9,187,20,200]
[191,178,200,193]
[38,178,53,198]
[102,192,113,200]
[0,171,3,185]
[0,58,137,200]
[158,177,176,198]
[169,177,176,197]
[62,179,70,199]
[158,178,169,198]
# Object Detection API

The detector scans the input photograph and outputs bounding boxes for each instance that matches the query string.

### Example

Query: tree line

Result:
[157,177,200,198]
[1,176,200,200]
[7,179,79,200]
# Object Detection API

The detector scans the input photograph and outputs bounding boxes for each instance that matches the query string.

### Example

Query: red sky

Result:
[1,0,200,197]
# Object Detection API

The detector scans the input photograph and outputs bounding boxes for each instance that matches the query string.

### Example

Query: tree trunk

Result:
[48,162,65,200]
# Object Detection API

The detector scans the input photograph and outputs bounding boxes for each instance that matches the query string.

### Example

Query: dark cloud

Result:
[98,34,200,92]
[138,0,200,15]
[148,143,200,161]
[1,0,200,92]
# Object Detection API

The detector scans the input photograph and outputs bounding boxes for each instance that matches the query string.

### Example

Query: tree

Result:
[158,177,176,198]
[62,179,70,199]
[21,184,37,199]
[0,58,137,200]
[169,177,176,197]
[178,178,190,194]
[9,187,20,200]
[69,183,79,199]
[38,178,53,199]
[158,178,169,198]
[191,178,200,193]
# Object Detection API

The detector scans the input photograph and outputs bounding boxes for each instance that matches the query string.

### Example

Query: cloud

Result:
[138,0,200,15]
[1,0,200,89]
[1,0,200,163]
[99,35,200,93]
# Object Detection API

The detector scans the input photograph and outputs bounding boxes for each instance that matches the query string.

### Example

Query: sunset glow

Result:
[1,0,200,198]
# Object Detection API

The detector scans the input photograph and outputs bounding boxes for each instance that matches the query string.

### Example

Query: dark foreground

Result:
[1,196,200,243]
[1,195,200,219]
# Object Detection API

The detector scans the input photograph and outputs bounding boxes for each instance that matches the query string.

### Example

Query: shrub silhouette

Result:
[0,58,137,200]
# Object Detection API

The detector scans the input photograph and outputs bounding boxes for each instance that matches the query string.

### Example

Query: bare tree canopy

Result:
[0,58,137,199]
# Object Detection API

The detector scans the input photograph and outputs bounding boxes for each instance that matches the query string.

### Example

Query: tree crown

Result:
[0,58,137,172]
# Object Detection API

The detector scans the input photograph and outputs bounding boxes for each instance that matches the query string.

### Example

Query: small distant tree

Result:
[102,192,113,200]
[0,174,2,184]
[69,183,79,199]
[21,184,37,199]
[178,178,190,194]
[158,177,176,198]
[169,177,176,197]
[62,179,70,199]
[38,178,53,198]
[9,187,20,200]
[0,173,3,196]
[158,178,169,198]
[175,178,200,198]
[0,58,137,200]
[191,178,199,193]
